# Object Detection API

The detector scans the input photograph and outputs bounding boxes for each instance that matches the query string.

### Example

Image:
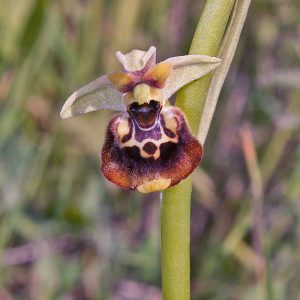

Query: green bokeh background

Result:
[0,0,299,299]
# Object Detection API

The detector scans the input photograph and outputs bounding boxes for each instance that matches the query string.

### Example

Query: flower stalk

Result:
[161,0,239,299]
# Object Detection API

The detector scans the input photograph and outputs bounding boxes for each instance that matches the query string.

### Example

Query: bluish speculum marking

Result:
[117,107,179,160]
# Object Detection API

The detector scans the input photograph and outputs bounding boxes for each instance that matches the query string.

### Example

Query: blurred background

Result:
[0,0,299,299]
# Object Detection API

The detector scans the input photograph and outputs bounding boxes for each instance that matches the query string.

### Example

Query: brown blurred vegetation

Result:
[0,0,299,299]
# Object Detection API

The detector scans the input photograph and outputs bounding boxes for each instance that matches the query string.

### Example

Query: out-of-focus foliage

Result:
[0,0,299,299]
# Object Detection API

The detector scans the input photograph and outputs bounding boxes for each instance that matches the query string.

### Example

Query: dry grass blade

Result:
[240,124,272,299]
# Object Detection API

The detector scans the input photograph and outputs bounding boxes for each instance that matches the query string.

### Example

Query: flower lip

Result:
[101,106,203,192]
[128,100,162,129]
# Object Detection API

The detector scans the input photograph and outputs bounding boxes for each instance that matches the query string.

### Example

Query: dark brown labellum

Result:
[101,106,203,193]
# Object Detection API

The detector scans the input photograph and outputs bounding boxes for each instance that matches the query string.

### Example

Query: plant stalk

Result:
[161,1,235,299]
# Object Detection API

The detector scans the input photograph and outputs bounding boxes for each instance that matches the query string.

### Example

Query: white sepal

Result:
[116,46,156,72]
[162,55,221,100]
[60,75,125,119]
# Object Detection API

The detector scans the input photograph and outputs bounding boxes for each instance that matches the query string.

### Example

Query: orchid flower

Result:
[60,46,221,193]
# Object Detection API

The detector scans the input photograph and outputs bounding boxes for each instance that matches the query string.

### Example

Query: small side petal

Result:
[108,71,138,93]
[143,63,173,89]
[161,55,221,100]
[60,75,125,119]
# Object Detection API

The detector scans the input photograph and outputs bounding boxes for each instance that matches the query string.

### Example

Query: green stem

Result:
[161,1,235,299]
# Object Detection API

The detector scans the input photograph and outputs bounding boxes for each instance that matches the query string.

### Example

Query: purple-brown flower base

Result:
[101,107,203,193]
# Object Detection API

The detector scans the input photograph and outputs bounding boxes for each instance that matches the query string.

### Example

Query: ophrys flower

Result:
[60,46,221,193]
